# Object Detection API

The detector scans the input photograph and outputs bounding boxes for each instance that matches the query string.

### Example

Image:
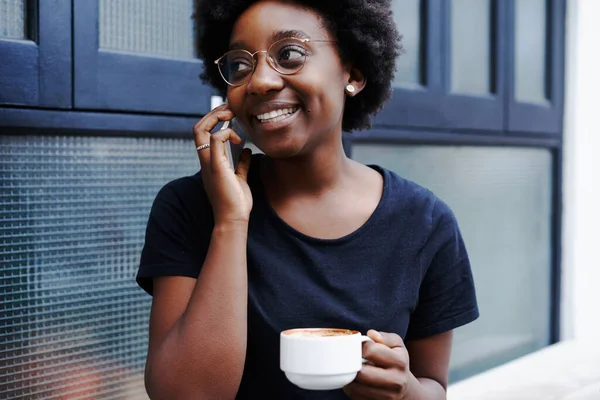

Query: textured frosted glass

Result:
[99,0,196,59]
[353,145,553,382]
[515,0,548,104]
[392,0,423,88]
[0,0,26,39]
[451,0,492,94]
[0,135,199,399]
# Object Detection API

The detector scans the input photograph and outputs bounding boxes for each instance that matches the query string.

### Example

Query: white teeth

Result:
[256,107,298,122]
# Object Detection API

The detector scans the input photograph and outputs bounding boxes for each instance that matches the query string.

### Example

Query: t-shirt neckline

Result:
[251,155,390,245]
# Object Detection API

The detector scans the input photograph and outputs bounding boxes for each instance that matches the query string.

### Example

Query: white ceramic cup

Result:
[280,328,373,391]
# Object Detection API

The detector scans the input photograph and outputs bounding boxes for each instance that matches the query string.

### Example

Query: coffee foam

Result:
[284,328,356,337]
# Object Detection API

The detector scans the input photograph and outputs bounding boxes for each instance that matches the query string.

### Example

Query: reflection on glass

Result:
[451,0,492,95]
[515,0,548,104]
[353,144,553,382]
[0,0,27,39]
[392,0,424,88]
[99,0,196,59]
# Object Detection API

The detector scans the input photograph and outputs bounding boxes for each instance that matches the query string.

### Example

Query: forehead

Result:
[230,1,330,49]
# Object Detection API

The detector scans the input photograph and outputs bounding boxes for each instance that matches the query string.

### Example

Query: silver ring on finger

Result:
[196,143,210,152]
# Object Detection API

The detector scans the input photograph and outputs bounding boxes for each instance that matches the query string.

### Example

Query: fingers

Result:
[354,364,408,390]
[367,330,405,348]
[235,148,252,180]
[362,342,408,369]
[209,128,243,171]
[193,105,235,168]
[345,331,411,398]
[362,331,408,369]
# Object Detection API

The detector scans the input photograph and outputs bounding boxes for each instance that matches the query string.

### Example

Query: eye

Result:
[230,57,253,74]
[277,45,307,65]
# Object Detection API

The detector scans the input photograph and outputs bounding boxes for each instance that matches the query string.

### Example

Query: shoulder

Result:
[156,172,205,204]
[148,171,214,229]
[151,154,264,223]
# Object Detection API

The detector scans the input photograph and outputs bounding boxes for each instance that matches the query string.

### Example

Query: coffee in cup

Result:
[284,328,355,338]
[280,328,372,390]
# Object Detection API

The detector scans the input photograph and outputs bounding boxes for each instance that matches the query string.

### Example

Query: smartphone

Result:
[210,96,247,170]
[225,117,247,170]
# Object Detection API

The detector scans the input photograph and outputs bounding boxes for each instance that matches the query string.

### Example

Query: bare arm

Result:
[405,330,453,399]
[145,222,249,400]
[144,104,254,399]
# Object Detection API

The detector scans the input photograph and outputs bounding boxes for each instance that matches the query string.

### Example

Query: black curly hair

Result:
[194,0,402,132]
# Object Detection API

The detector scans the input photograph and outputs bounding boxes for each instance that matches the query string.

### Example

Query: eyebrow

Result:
[228,29,311,50]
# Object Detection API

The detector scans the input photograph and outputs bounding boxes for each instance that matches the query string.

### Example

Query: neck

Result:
[262,139,351,198]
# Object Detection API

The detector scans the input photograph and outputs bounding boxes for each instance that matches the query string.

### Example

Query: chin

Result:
[255,141,305,159]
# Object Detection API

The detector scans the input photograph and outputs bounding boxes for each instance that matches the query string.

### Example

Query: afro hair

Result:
[194,0,402,131]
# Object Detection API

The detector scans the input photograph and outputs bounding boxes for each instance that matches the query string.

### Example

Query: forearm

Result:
[405,373,447,400]
[148,222,249,399]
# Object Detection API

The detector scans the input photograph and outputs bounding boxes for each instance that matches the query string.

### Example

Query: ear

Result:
[344,66,367,97]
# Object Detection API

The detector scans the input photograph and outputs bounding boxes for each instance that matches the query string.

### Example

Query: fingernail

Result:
[221,120,230,130]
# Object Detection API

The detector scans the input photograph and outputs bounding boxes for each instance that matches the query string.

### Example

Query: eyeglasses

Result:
[214,37,336,87]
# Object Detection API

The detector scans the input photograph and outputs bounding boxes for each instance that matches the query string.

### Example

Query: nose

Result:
[246,53,284,96]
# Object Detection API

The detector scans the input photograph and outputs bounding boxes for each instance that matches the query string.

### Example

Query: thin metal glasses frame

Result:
[214,38,336,87]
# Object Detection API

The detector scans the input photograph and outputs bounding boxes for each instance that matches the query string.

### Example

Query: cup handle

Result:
[360,335,374,364]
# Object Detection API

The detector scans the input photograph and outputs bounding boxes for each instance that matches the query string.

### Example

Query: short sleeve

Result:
[405,198,479,340]
[136,176,213,295]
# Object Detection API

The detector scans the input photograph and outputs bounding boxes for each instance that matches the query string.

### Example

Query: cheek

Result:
[312,79,347,123]
[226,88,242,110]
[226,89,248,121]
[304,59,347,116]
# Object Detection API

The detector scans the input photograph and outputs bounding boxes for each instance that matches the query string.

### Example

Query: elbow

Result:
[144,356,241,400]
[144,359,172,400]
[144,356,189,400]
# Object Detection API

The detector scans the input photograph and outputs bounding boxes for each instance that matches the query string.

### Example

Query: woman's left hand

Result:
[343,330,412,400]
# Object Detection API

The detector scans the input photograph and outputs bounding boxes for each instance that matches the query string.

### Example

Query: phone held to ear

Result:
[209,96,247,170]
[222,117,247,170]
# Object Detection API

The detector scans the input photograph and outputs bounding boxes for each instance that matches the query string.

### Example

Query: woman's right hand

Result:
[193,103,253,226]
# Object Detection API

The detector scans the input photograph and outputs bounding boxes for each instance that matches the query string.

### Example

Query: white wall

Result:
[561,0,600,341]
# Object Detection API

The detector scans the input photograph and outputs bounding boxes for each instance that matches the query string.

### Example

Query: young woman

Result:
[136,1,479,399]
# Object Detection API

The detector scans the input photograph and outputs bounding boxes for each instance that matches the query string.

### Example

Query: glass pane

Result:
[0,0,27,39]
[515,0,548,104]
[392,0,423,88]
[353,144,553,381]
[0,134,198,399]
[451,0,492,94]
[99,0,196,59]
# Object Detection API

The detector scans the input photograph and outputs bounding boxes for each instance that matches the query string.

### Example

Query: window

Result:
[0,0,71,107]
[0,134,199,399]
[507,0,565,134]
[74,0,212,114]
[440,0,505,130]
[352,144,554,381]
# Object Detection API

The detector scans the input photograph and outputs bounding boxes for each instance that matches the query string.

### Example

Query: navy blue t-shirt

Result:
[137,154,479,399]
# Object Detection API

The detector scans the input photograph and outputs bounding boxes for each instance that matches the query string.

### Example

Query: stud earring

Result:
[345,84,356,94]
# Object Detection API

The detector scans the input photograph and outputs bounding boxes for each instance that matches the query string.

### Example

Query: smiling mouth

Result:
[255,107,299,124]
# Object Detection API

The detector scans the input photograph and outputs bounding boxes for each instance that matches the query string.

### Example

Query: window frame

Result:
[438,0,506,131]
[506,0,565,135]
[0,0,71,108]
[72,0,213,115]
[372,0,445,129]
